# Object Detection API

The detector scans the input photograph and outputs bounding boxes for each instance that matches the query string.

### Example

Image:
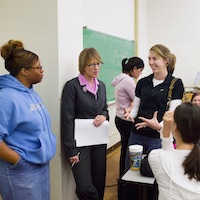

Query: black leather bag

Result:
[140,154,154,177]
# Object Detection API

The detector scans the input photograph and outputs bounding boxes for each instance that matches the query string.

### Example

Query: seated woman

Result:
[148,102,200,200]
[191,92,200,106]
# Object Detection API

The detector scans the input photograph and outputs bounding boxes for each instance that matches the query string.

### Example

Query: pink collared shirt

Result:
[78,74,99,99]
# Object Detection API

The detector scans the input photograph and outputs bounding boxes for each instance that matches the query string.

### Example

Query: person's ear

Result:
[165,58,169,64]
[20,68,28,76]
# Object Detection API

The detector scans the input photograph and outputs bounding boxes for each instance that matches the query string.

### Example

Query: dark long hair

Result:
[174,102,200,181]
[122,57,144,73]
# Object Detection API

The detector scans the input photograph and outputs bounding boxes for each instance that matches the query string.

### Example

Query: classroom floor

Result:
[104,145,120,200]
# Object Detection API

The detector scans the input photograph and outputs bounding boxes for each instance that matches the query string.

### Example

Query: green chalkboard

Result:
[83,27,135,102]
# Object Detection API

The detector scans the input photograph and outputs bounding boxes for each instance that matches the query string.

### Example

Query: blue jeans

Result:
[0,157,50,200]
[125,132,161,172]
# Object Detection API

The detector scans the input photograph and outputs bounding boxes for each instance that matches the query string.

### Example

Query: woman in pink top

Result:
[111,57,144,178]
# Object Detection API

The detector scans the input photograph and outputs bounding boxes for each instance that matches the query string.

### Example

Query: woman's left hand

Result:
[135,111,162,130]
[93,115,106,127]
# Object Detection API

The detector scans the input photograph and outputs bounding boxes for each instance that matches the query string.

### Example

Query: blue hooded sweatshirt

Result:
[0,74,56,164]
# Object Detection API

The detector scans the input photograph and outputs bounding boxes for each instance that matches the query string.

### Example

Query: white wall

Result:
[83,0,134,40]
[137,0,200,87]
[0,1,62,200]
[136,0,151,75]
[0,0,134,200]
[58,1,83,199]
[3,0,199,200]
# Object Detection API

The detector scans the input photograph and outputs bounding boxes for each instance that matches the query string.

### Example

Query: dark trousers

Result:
[72,144,107,200]
[115,116,133,178]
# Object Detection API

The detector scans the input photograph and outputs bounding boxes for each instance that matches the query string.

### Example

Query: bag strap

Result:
[166,78,178,110]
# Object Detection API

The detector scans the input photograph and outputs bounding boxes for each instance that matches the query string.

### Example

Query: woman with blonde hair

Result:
[125,44,184,169]
[61,48,109,200]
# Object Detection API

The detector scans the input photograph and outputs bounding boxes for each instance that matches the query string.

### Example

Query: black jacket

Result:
[61,77,109,157]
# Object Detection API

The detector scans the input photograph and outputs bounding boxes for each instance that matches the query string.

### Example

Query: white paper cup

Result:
[129,145,143,171]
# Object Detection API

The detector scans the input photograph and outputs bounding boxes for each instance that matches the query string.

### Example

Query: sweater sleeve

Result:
[130,96,140,118]
[148,149,162,176]
[160,131,174,150]
[99,81,109,120]
[124,77,136,102]
[0,105,11,141]
[158,99,182,137]
[61,81,78,157]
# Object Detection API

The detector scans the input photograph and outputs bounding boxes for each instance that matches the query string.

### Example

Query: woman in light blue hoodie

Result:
[0,40,56,200]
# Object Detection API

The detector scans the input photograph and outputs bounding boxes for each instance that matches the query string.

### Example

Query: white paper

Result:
[74,119,109,147]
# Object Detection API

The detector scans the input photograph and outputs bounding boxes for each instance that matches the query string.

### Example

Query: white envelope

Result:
[74,119,109,147]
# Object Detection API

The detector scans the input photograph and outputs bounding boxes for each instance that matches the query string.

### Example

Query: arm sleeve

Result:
[160,130,174,150]
[171,78,184,100]
[169,99,182,111]
[124,78,136,102]
[0,125,6,142]
[158,99,182,133]
[148,150,162,177]
[0,106,11,142]
[100,82,109,120]
[61,82,78,157]
[130,96,141,118]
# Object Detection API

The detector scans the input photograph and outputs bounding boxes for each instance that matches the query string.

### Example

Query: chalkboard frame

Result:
[83,27,135,103]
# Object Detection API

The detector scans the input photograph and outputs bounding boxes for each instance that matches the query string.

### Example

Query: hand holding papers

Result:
[75,119,109,147]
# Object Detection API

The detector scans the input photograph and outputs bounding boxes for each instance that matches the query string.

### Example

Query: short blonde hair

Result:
[78,48,103,74]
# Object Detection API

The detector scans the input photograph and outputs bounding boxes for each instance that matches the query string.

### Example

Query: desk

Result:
[119,169,156,200]
[122,169,155,185]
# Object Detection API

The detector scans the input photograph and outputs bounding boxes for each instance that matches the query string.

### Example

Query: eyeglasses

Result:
[87,63,102,68]
[28,66,43,70]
